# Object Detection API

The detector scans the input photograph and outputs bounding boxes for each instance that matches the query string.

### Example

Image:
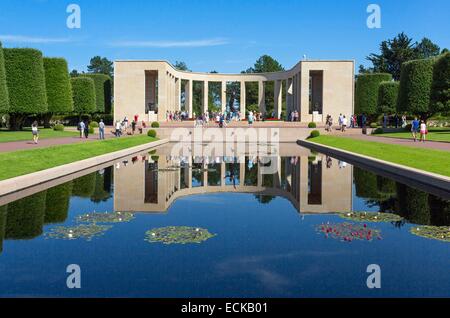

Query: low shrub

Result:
[88,126,95,134]
[308,122,317,128]
[53,123,64,131]
[147,129,157,138]
[372,127,384,134]
[90,121,99,128]
[151,121,160,128]
[308,130,320,138]
[370,122,378,128]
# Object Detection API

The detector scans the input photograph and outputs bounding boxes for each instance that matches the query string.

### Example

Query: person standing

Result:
[419,120,427,143]
[78,120,85,138]
[115,120,121,137]
[411,117,420,142]
[131,120,136,134]
[99,119,105,140]
[84,120,89,139]
[31,121,39,144]
[341,115,347,132]
[383,113,388,128]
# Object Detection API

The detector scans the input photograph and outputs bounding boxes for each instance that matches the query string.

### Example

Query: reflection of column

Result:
[220,162,225,186]
[203,81,209,113]
[257,162,262,187]
[240,81,246,118]
[186,80,193,118]
[221,81,227,112]
[274,80,282,119]
[188,156,193,188]
[203,162,208,187]
[176,78,181,111]
[258,81,265,114]
[273,157,282,188]
[240,161,245,184]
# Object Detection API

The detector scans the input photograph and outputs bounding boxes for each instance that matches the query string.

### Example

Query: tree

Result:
[174,61,190,71]
[355,73,392,116]
[0,41,9,115]
[87,56,113,77]
[80,74,112,113]
[430,52,450,115]
[44,182,72,224]
[366,33,441,81]
[43,57,73,127]
[70,69,81,77]
[3,48,48,130]
[70,77,96,117]
[397,58,434,118]
[377,81,399,114]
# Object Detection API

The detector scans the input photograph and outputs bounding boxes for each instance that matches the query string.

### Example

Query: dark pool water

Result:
[0,148,449,297]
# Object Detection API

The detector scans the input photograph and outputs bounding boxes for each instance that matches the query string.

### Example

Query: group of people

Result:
[77,119,106,139]
[114,115,146,137]
[166,111,189,121]
[288,110,300,122]
[382,113,408,129]
[410,117,428,142]
[324,113,368,133]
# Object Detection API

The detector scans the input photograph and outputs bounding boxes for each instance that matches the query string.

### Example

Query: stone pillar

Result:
[185,80,193,118]
[286,78,293,118]
[221,81,227,112]
[293,75,297,112]
[240,81,246,119]
[258,81,265,114]
[176,78,181,111]
[274,80,282,119]
[203,81,209,114]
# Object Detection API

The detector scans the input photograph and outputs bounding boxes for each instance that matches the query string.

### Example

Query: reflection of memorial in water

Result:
[113,143,353,214]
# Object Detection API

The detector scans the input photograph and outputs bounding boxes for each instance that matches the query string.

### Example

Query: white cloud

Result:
[0,35,72,44]
[110,38,229,48]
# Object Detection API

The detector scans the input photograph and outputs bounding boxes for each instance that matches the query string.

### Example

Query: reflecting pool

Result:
[0,143,449,297]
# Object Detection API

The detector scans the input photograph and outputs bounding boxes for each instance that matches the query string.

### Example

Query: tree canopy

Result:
[87,56,114,77]
[174,61,190,71]
[430,52,450,115]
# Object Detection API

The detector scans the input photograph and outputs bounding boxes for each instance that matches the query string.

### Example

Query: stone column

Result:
[239,161,245,186]
[240,81,246,119]
[286,78,293,118]
[203,81,209,114]
[185,80,193,118]
[274,80,282,119]
[176,78,181,111]
[258,81,265,114]
[221,81,227,112]
[220,161,225,187]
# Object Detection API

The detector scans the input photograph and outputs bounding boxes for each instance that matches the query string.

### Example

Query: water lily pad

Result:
[338,211,403,223]
[145,226,216,245]
[410,226,450,242]
[77,211,134,223]
[316,222,382,242]
[45,224,112,241]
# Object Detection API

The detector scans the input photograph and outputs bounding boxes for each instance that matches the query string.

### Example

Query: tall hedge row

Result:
[81,74,112,113]
[397,58,434,115]
[377,81,399,114]
[430,52,450,114]
[355,73,392,115]
[3,48,48,116]
[44,182,72,224]
[43,57,73,114]
[71,77,96,115]
[0,42,9,113]
[0,205,6,253]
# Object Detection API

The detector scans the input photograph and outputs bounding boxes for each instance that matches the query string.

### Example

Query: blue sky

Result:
[0,0,448,73]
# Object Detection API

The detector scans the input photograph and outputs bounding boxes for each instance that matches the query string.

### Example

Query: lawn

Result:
[0,128,79,143]
[308,135,450,177]
[0,135,158,180]
[378,127,450,143]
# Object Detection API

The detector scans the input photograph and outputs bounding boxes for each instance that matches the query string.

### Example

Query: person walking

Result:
[131,120,136,134]
[83,120,89,139]
[419,120,427,143]
[115,120,121,137]
[99,119,105,140]
[78,120,85,138]
[341,115,347,132]
[411,117,420,142]
[31,120,39,144]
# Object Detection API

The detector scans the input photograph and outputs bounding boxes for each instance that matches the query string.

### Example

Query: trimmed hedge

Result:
[151,121,160,128]
[3,48,48,119]
[53,123,65,131]
[0,41,9,113]
[355,73,392,115]
[71,77,96,115]
[372,127,383,134]
[430,52,450,114]
[0,205,6,253]
[44,182,72,224]
[43,57,73,114]
[81,74,112,113]
[308,130,320,138]
[147,129,157,138]
[90,121,99,128]
[370,122,378,128]
[397,58,434,115]
[308,122,317,128]
[377,81,399,114]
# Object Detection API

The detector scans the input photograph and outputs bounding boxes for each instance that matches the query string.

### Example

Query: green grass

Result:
[309,135,450,177]
[0,128,79,143]
[0,135,157,180]
[379,127,450,143]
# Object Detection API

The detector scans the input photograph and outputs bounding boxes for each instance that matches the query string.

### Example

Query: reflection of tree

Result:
[72,173,96,198]
[91,172,112,203]
[396,183,430,225]
[45,182,72,224]
[429,196,450,226]
[192,163,203,186]
[354,167,380,199]
[5,192,46,240]
[244,158,258,186]
[254,194,275,204]
[376,176,396,195]
[207,163,221,186]
[0,205,7,253]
